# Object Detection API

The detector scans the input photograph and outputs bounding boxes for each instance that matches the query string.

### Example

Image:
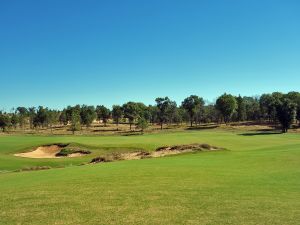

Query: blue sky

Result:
[0,0,299,110]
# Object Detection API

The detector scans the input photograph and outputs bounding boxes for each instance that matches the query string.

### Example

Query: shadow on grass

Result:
[239,131,282,136]
[186,125,219,130]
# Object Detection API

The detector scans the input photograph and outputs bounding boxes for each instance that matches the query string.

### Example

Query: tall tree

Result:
[28,107,36,129]
[0,113,11,132]
[236,95,246,122]
[136,117,149,133]
[122,102,138,130]
[275,98,296,133]
[182,95,205,127]
[10,113,19,129]
[59,109,68,125]
[96,105,111,127]
[216,93,237,124]
[155,97,173,130]
[112,105,123,130]
[286,91,300,126]
[259,94,276,122]
[80,105,96,128]
[70,108,81,134]
[16,107,28,129]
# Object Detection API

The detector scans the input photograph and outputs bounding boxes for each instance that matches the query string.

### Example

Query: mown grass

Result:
[0,129,300,224]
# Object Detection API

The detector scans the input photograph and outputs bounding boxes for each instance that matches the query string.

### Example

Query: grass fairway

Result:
[0,130,300,224]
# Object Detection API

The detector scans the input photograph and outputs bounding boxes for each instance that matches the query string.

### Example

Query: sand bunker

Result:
[14,145,88,159]
[91,143,223,163]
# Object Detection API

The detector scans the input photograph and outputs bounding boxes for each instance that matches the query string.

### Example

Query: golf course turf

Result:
[0,129,299,224]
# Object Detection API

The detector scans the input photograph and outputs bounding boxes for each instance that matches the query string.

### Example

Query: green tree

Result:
[47,110,60,133]
[33,106,48,128]
[155,97,173,130]
[122,102,138,130]
[28,107,36,129]
[216,93,237,124]
[80,105,96,128]
[136,117,149,133]
[0,113,11,132]
[259,94,276,122]
[112,105,123,130]
[10,113,19,129]
[16,107,28,129]
[59,109,68,125]
[275,98,296,133]
[182,95,204,127]
[236,95,246,122]
[286,91,300,126]
[96,105,111,127]
[70,109,81,134]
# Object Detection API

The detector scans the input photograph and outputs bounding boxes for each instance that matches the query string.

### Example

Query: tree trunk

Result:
[160,123,163,130]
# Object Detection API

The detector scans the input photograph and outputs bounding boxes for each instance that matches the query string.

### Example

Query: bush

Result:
[55,148,91,157]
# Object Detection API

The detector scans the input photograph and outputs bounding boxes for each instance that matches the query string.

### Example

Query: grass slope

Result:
[0,129,300,224]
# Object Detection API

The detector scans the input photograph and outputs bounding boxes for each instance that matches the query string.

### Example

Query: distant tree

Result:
[59,109,68,125]
[259,94,276,122]
[275,98,296,133]
[155,97,173,130]
[47,110,60,133]
[148,105,158,124]
[0,113,11,132]
[112,105,123,130]
[244,97,261,121]
[10,113,19,129]
[70,109,81,134]
[216,93,237,124]
[286,91,300,126]
[80,105,96,128]
[236,95,246,122]
[122,102,138,130]
[16,107,28,129]
[203,104,218,123]
[28,107,36,129]
[136,117,149,133]
[182,95,205,127]
[136,103,151,122]
[33,106,48,128]
[96,105,111,127]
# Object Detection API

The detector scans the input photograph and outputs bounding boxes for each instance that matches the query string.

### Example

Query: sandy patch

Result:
[14,145,62,158]
[14,145,88,159]
[91,143,223,163]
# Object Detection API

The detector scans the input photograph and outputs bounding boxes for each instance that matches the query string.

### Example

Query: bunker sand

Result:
[14,145,84,159]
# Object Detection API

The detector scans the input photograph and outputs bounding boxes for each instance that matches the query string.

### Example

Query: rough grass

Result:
[0,129,300,224]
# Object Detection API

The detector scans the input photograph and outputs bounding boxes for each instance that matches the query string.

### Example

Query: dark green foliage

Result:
[112,105,123,129]
[96,105,111,126]
[0,113,11,132]
[259,94,277,122]
[122,102,139,130]
[136,117,149,132]
[70,109,81,134]
[216,93,237,123]
[275,98,296,133]
[55,148,91,157]
[155,97,176,129]
[236,95,246,121]
[80,105,96,128]
[10,113,19,129]
[182,95,205,126]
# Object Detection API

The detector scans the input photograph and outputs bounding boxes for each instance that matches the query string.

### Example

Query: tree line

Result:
[1,91,300,133]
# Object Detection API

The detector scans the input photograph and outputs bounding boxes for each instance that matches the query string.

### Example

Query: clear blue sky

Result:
[0,0,299,110]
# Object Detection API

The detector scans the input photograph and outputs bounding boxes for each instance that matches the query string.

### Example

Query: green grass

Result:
[0,129,300,224]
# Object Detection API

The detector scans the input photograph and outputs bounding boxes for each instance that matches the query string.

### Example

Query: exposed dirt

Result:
[91,143,223,164]
[14,144,89,159]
